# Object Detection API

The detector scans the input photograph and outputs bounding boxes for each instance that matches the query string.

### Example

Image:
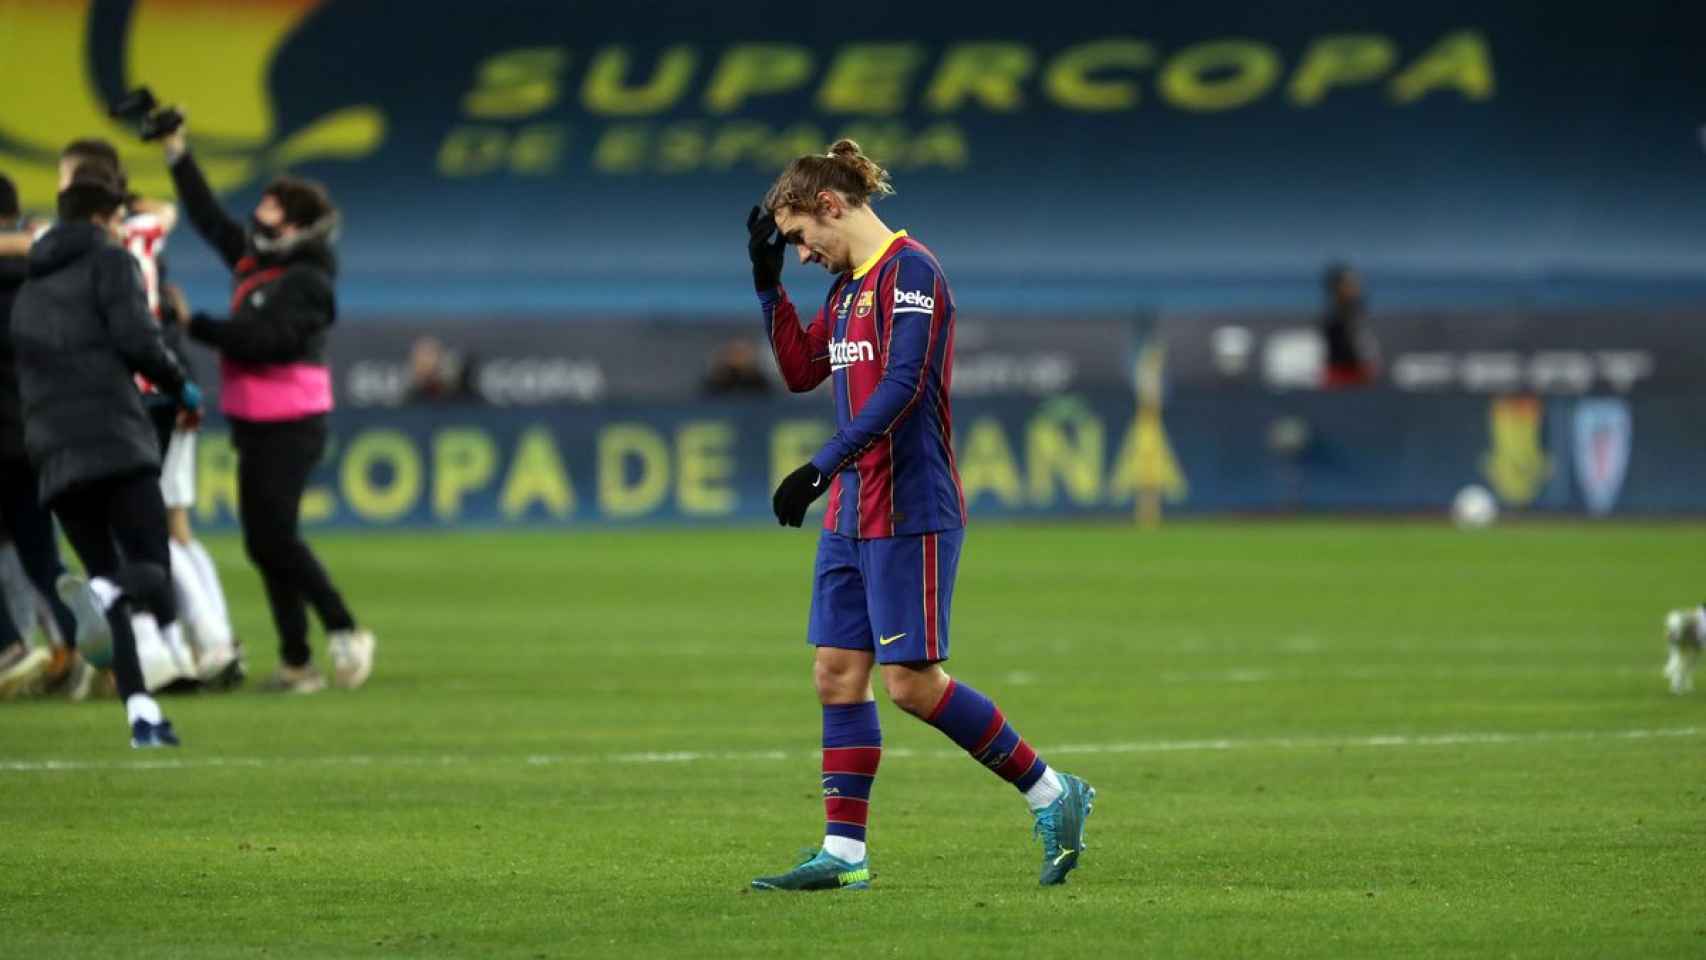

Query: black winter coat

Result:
[171,152,337,367]
[0,250,27,460]
[10,222,189,502]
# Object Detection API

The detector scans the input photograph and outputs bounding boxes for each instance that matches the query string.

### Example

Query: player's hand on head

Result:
[746,204,784,293]
[772,462,826,527]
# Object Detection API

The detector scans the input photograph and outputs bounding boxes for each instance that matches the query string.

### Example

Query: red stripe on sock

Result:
[995,741,1039,783]
[825,796,870,825]
[924,678,958,723]
[822,746,882,776]
[971,710,1008,757]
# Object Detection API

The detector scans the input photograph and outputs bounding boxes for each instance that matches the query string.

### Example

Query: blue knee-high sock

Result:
[924,679,1048,792]
[822,701,882,848]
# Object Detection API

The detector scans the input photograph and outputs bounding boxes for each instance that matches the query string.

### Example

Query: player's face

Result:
[773,206,851,274]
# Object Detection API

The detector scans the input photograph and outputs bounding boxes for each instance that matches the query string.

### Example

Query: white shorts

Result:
[160,429,197,509]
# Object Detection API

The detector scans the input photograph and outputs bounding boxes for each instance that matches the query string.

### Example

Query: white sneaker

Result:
[328,628,375,690]
[1662,608,1702,695]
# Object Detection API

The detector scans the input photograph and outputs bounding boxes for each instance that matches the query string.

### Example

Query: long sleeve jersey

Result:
[761,230,967,539]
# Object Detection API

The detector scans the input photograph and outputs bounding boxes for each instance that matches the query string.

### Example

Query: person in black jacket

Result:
[161,120,374,694]
[10,162,202,746]
[0,172,65,696]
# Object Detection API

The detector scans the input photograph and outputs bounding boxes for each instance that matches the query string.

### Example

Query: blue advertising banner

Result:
[4,1,1704,312]
[184,389,1706,531]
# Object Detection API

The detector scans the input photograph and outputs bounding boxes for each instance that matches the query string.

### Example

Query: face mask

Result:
[247,214,287,254]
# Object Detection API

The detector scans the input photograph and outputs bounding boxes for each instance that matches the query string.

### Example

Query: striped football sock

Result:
[821,701,881,863]
[924,679,1056,804]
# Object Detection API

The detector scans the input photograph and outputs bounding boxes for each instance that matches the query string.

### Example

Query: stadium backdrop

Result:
[0,0,1701,526]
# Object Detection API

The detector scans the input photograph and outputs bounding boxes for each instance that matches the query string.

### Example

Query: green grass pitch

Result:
[3,522,1704,958]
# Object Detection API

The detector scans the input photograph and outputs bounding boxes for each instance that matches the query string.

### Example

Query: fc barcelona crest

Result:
[855,290,874,317]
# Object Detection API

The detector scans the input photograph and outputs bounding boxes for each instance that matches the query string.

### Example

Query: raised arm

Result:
[761,286,831,392]
[165,129,246,268]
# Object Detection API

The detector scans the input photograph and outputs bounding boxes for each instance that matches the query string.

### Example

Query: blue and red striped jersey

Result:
[760,230,968,540]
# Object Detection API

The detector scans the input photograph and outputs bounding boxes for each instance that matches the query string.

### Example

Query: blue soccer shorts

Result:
[807,528,964,664]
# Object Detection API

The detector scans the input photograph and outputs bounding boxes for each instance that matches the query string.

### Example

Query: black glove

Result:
[746,204,784,292]
[772,462,827,527]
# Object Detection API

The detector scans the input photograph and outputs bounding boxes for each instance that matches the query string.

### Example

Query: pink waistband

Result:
[219,359,333,421]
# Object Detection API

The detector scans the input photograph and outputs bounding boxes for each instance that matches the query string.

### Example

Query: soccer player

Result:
[744,141,1096,891]
[1663,605,1701,694]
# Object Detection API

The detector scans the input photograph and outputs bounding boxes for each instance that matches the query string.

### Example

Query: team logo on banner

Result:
[1572,399,1631,516]
[1481,395,1550,506]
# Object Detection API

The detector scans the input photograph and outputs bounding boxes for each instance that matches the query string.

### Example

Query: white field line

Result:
[0,726,1698,775]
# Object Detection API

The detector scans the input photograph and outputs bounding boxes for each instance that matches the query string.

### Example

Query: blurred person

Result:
[744,141,1096,892]
[701,338,771,396]
[58,140,221,691]
[1662,605,1701,695]
[160,118,375,693]
[1320,261,1376,388]
[0,171,55,696]
[10,160,201,745]
[0,171,86,698]
[405,335,480,403]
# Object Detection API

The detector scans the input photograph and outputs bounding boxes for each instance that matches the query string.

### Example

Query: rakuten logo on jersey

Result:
[830,339,875,370]
[893,288,935,312]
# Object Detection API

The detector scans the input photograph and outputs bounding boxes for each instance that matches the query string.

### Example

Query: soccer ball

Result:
[1452,485,1498,529]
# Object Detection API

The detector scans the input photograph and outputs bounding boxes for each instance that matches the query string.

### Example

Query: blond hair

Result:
[763,139,894,214]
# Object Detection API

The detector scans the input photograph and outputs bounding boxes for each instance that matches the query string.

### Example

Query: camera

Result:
[109,87,184,142]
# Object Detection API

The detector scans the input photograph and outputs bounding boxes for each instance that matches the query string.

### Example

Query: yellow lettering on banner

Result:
[432,429,498,521]
[1390,31,1495,103]
[1159,40,1281,112]
[910,124,970,169]
[1026,408,1104,507]
[509,125,565,174]
[819,44,925,115]
[437,126,510,177]
[707,122,773,169]
[677,421,736,516]
[194,431,239,525]
[501,427,575,519]
[771,420,832,489]
[925,44,1035,112]
[1108,415,1187,503]
[766,124,830,167]
[599,424,670,518]
[462,47,567,119]
[771,420,832,517]
[1044,39,1155,111]
[705,45,815,113]
[341,431,422,523]
[582,46,697,116]
[658,123,706,174]
[956,418,1022,508]
[592,125,650,173]
[1288,35,1397,105]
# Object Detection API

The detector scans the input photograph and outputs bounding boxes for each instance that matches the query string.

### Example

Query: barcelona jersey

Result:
[760,231,967,540]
